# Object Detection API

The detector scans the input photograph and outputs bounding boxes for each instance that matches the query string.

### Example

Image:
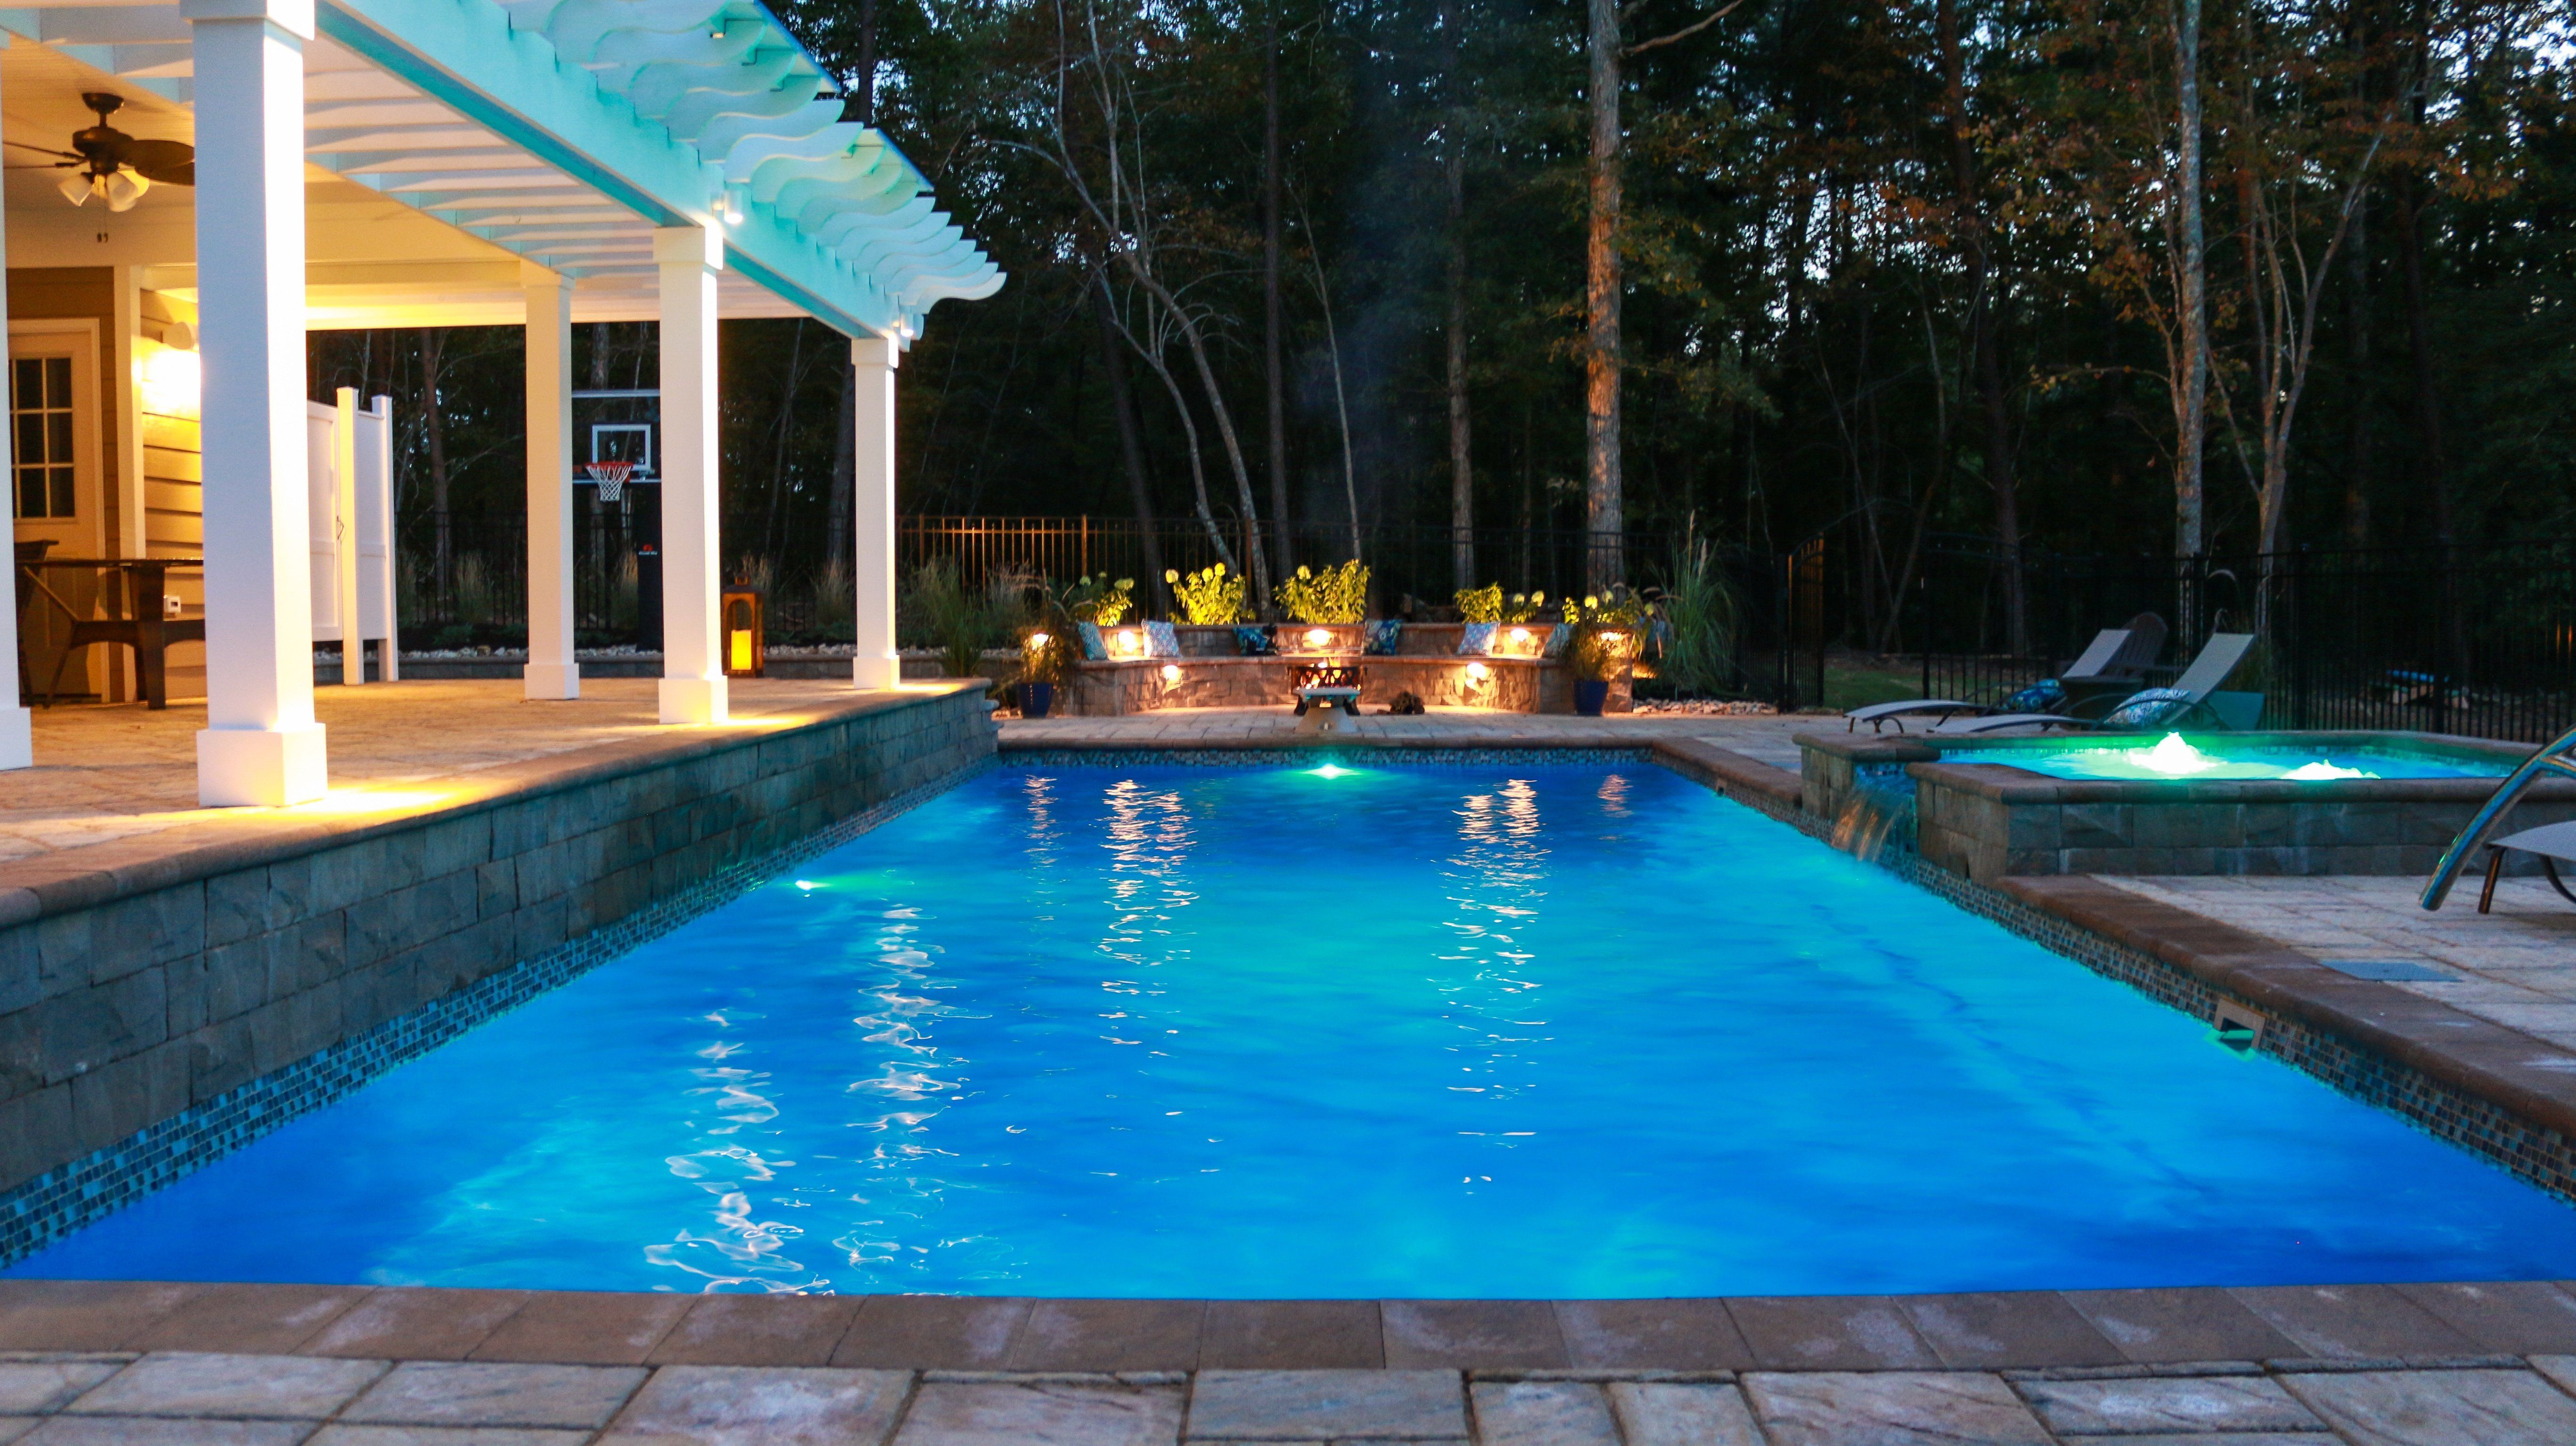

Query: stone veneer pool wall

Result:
[0,685,996,1210]
[1800,730,2576,880]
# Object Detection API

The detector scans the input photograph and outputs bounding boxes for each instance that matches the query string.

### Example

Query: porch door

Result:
[10,328,108,700]
[9,332,103,559]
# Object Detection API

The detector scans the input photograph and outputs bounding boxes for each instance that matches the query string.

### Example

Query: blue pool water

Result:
[15,762,2576,1297]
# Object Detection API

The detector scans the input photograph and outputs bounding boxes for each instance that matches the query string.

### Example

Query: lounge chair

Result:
[1933,632,2257,735]
[1843,612,2167,732]
[2422,721,2576,911]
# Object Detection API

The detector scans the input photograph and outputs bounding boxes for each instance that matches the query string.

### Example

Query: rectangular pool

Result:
[12,761,2576,1297]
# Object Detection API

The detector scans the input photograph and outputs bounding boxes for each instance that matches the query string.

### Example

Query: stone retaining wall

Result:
[0,686,996,1193]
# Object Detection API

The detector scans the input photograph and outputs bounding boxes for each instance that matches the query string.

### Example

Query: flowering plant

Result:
[1166,563,1249,624]
[1275,560,1370,624]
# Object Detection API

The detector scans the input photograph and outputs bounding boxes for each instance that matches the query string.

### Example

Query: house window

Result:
[13,356,76,520]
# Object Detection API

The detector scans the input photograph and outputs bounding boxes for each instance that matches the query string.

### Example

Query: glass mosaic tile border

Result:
[1681,754,2576,1205]
[0,757,1003,1268]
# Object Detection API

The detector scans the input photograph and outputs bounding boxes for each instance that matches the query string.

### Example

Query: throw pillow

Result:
[2102,686,2195,729]
[1457,622,1497,656]
[1543,623,1573,659]
[1999,678,2067,715]
[1075,621,1108,661]
[1234,625,1277,657]
[1364,619,1402,656]
[1143,619,1181,658]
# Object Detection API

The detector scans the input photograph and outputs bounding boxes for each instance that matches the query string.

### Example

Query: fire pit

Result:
[1292,663,1363,732]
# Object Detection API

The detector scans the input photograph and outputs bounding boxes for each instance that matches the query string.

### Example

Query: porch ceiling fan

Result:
[5,93,194,213]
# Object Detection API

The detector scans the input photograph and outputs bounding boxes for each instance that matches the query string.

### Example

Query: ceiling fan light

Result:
[56,169,91,207]
[103,169,146,211]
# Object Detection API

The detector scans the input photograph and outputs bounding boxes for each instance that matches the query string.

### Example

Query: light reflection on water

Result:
[14,762,2576,1298]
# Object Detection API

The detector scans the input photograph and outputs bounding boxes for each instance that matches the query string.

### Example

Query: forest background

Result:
[308,0,2576,636]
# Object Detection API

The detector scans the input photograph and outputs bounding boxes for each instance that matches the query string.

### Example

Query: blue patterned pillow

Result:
[1543,623,1573,659]
[1143,619,1181,658]
[2102,686,2194,729]
[1075,621,1109,661]
[1457,622,1497,656]
[1364,619,1401,655]
[2000,678,2066,715]
[1233,625,1277,657]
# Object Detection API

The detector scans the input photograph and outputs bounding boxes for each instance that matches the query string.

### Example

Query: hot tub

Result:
[1799,729,2574,880]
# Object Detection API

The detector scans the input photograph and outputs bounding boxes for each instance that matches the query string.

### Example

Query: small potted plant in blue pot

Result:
[1565,588,1645,716]
[1019,625,1072,718]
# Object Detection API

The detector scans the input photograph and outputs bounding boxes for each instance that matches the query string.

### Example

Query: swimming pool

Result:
[14,761,2576,1297]
[1964,732,2511,783]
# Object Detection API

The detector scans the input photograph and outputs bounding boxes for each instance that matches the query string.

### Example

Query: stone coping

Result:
[0,684,985,930]
[1999,873,2576,1148]
[7,1277,2576,1372]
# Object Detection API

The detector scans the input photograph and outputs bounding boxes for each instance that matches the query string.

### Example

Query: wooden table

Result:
[20,557,204,709]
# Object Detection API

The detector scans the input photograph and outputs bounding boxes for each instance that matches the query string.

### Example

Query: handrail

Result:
[2421,721,2576,909]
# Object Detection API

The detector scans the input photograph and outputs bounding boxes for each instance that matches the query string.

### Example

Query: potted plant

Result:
[1565,588,1647,715]
[1018,622,1072,718]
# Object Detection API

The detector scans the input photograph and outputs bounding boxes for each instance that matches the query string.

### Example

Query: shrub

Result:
[1167,562,1250,624]
[1063,574,1137,626]
[1275,560,1369,623]
[907,559,991,679]
[1456,584,1547,624]
[1657,532,1739,695]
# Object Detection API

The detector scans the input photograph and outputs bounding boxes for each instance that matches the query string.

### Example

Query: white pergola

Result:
[0,0,1000,803]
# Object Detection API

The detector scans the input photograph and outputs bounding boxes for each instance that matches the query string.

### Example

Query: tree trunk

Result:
[828,355,854,570]
[1444,0,1473,593]
[2343,191,2371,546]
[1936,0,2023,654]
[2173,0,2210,639]
[1262,0,1291,578]
[1583,0,1622,592]
[852,0,879,124]
[421,328,452,598]
[1092,268,1167,610]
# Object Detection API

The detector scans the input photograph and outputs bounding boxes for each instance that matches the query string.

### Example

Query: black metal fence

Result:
[393,505,2576,744]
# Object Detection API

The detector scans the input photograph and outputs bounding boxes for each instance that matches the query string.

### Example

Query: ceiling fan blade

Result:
[126,140,192,185]
[2,140,81,161]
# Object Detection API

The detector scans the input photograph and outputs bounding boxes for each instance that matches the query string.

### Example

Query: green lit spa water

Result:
[1988,732,2508,782]
[12,762,2574,1296]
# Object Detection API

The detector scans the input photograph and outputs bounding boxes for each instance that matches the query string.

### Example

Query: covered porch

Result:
[0,0,998,805]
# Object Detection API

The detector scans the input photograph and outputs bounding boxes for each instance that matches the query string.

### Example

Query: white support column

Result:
[851,333,899,690]
[0,60,32,769]
[523,264,579,700]
[185,0,324,805]
[654,225,724,724]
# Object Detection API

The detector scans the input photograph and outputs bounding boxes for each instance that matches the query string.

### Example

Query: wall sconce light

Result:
[1507,627,1530,646]
[1160,663,1181,683]
[722,585,765,676]
[1026,631,1051,649]
[139,322,200,419]
[718,180,749,225]
[1112,628,1142,658]
[1465,661,1491,683]
[1304,627,1331,649]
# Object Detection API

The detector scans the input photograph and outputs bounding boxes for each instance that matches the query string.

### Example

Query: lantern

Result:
[722,585,765,677]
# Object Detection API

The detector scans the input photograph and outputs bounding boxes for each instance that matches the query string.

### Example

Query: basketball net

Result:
[583,460,633,502]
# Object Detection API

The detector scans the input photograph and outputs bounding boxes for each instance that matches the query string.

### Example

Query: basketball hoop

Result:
[583,460,633,502]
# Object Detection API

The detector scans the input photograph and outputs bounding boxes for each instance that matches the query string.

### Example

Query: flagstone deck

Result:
[0,1278,2574,1443]
[0,678,942,865]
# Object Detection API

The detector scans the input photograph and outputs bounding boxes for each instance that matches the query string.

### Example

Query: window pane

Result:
[14,413,38,467]
[42,357,70,408]
[46,412,72,466]
[11,358,36,404]
[47,468,72,521]
[15,471,35,520]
